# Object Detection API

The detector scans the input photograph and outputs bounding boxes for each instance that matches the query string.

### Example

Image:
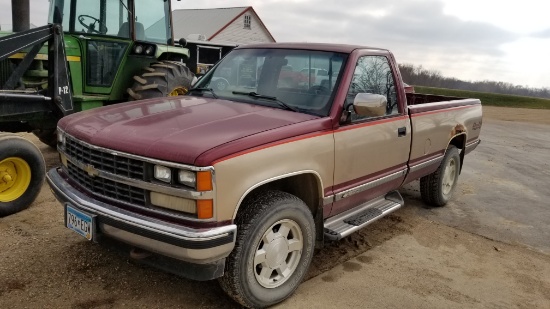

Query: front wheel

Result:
[420,145,461,206]
[0,134,45,217]
[127,61,195,100]
[219,190,315,308]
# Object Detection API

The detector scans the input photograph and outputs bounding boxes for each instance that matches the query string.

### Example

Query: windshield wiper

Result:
[232,91,299,112]
[189,87,218,99]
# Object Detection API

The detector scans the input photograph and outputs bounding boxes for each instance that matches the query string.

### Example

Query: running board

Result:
[324,191,404,241]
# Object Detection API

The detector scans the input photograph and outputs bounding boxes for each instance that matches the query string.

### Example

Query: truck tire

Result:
[420,145,460,207]
[32,129,57,148]
[127,61,195,100]
[219,190,315,308]
[0,134,45,217]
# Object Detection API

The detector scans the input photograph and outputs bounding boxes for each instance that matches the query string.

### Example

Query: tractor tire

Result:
[32,129,57,148]
[0,133,45,217]
[127,61,195,100]
[420,145,461,207]
[219,190,315,308]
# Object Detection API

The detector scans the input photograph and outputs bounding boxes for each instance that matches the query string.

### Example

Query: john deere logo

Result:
[84,164,99,177]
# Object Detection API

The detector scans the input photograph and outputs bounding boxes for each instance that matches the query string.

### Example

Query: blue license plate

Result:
[66,205,94,241]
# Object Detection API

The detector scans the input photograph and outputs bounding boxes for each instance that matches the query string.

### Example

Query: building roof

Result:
[171,7,275,42]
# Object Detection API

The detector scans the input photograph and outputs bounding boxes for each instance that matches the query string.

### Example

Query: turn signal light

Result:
[196,171,213,191]
[197,199,213,219]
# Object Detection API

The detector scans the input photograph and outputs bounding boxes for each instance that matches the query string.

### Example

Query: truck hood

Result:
[59,96,327,165]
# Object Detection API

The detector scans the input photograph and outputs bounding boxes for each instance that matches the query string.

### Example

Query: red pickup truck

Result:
[47,43,482,308]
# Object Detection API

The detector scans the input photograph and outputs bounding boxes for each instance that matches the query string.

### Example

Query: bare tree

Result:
[398,63,550,99]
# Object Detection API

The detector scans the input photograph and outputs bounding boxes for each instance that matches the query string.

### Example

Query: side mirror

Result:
[353,93,387,118]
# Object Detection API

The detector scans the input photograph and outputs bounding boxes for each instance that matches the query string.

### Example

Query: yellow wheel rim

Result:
[0,157,31,202]
[169,87,188,96]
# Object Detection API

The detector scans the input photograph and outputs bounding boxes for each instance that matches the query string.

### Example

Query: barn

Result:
[171,6,276,45]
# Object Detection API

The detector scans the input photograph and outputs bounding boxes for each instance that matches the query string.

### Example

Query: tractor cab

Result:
[48,0,174,45]
[46,0,190,104]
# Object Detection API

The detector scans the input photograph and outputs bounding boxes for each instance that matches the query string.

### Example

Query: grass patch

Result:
[414,86,550,110]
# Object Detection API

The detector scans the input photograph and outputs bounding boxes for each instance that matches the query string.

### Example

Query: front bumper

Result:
[46,167,236,280]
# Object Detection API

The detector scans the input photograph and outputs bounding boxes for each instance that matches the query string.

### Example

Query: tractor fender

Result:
[156,45,190,62]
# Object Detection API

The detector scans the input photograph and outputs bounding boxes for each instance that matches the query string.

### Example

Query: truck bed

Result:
[406,92,481,114]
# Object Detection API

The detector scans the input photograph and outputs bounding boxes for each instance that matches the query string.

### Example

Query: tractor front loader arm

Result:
[0,24,73,125]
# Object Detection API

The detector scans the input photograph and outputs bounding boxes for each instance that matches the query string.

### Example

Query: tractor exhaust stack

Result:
[11,0,30,32]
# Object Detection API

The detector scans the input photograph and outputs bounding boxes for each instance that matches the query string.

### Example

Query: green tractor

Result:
[0,0,195,216]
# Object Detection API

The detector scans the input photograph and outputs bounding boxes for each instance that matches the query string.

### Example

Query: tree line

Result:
[398,63,550,99]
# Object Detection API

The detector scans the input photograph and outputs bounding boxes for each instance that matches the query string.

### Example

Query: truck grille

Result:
[67,162,147,206]
[64,136,147,206]
[65,137,144,180]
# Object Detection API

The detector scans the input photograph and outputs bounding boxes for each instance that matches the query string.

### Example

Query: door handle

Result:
[398,126,407,137]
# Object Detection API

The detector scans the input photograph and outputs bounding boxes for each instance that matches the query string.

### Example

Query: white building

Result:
[171,7,276,45]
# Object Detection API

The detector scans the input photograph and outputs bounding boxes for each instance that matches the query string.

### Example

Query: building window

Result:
[244,15,251,29]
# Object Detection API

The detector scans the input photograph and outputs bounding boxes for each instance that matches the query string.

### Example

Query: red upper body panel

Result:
[58,96,329,166]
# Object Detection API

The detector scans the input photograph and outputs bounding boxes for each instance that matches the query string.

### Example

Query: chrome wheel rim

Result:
[253,219,303,288]
[442,157,457,195]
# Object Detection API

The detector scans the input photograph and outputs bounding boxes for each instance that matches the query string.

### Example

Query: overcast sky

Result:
[1,0,548,88]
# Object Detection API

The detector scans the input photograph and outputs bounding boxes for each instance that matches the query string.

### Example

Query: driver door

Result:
[331,54,411,216]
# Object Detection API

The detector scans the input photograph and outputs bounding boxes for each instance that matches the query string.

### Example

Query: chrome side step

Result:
[323,191,404,241]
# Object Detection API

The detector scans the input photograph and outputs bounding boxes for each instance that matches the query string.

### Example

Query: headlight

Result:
[144,45,154,55]
[134,44,143,54]
[57,129,65,146]
[154,165,171,183]
[178,170,196,188]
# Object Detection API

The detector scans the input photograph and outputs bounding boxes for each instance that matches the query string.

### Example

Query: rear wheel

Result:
[0,134,45,217]
[127,61,195,100]
[420,145,461,206]
[219,190,315,308]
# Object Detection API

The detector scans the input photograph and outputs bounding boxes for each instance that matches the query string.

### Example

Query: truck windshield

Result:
[192,48,347,116]
[48,0,172,44]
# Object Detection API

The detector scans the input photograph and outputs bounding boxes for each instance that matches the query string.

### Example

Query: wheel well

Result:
[449,133,466,172]
[157,52,189,62]
[449,134,465,150]
[238,173,321,218]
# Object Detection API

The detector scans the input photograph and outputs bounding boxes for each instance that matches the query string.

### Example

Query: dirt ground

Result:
[482,105,550,125]
[1,106,549,308]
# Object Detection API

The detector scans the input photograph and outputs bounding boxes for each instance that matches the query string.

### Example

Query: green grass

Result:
[414,86,550,110]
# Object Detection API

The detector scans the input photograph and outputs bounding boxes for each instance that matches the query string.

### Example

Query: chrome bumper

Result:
[46,167,236,265]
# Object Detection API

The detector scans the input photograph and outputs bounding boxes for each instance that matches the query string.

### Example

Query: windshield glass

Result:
[48,0,172,44]
[49,0,130,38]
[134,0,172,44]
[192,48,347,116]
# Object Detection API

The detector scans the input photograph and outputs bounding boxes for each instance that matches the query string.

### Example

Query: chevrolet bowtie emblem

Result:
[84,164,99,177]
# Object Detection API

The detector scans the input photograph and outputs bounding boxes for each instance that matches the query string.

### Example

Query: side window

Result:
[346,56,399,122]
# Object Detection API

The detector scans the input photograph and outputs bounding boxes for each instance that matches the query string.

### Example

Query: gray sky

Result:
[1,0,548,88]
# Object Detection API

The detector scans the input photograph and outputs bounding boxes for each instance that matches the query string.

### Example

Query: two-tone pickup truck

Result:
[47,43,482,308]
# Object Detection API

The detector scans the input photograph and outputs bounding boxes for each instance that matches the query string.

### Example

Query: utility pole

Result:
[11,0,30,32]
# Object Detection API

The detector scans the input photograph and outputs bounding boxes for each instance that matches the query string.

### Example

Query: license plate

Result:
[65,205,94,241]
